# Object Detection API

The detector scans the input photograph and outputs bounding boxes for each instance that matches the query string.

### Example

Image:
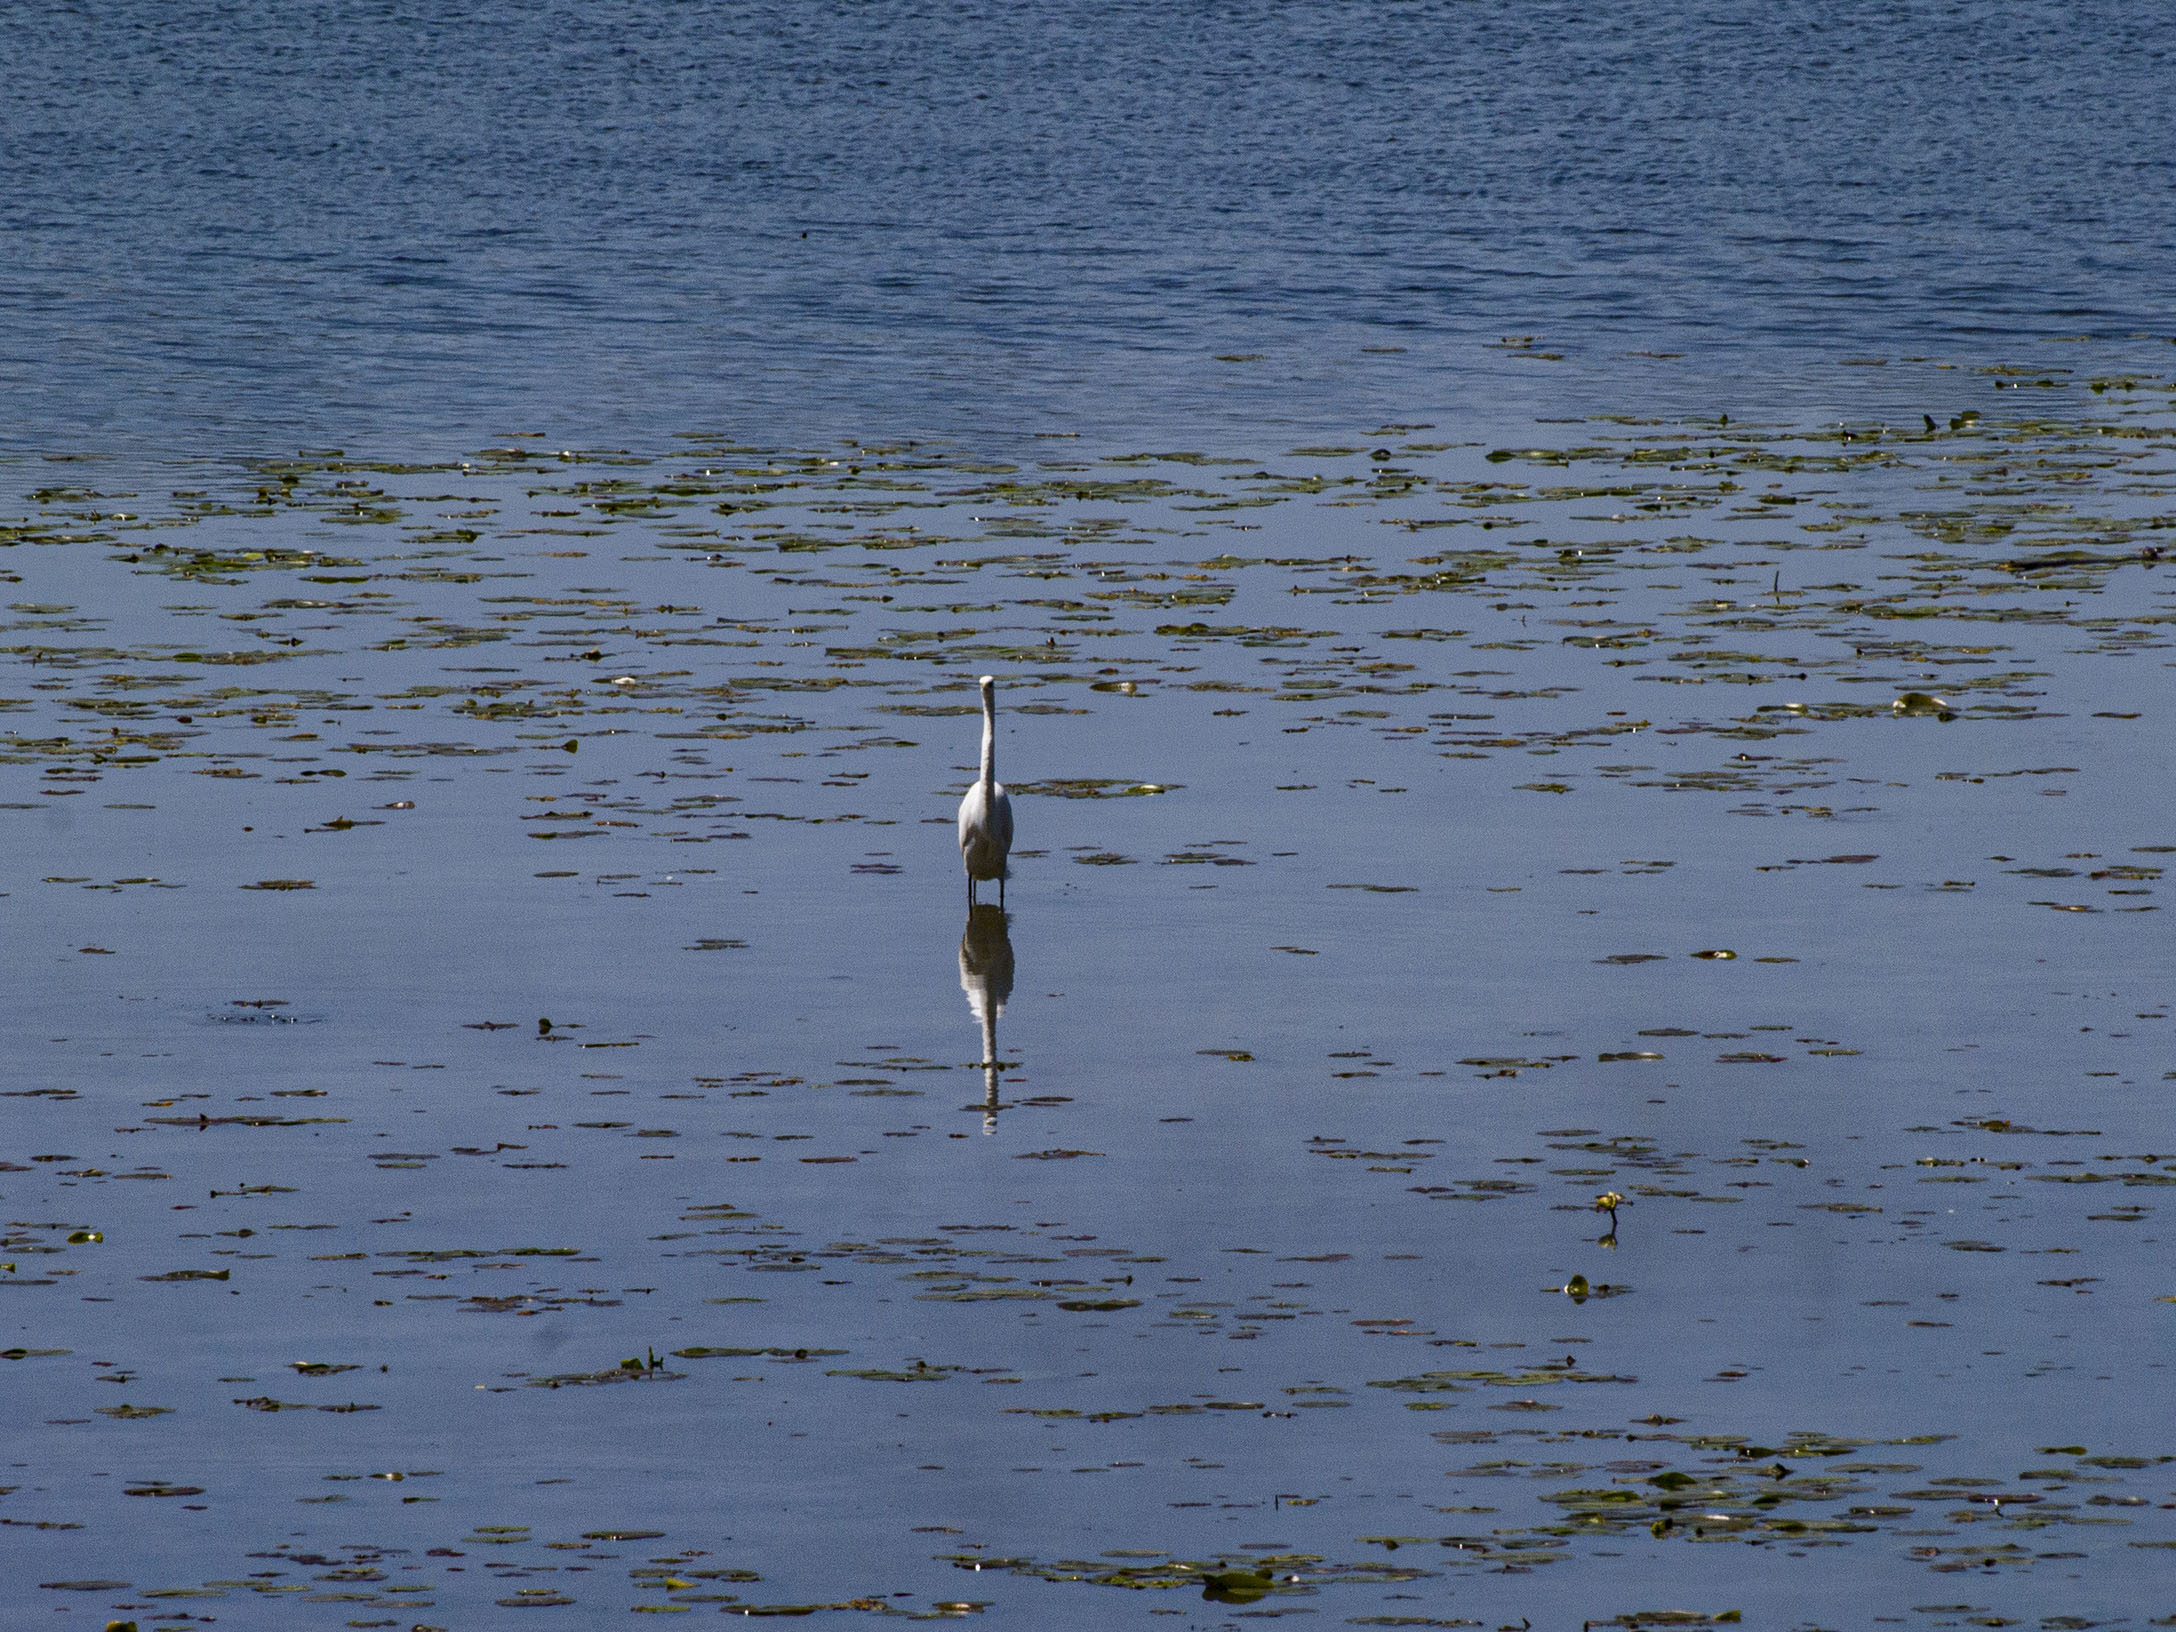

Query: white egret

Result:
[957,673,1013,905]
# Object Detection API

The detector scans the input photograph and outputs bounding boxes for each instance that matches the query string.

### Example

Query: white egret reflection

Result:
[957,903,1014,1133]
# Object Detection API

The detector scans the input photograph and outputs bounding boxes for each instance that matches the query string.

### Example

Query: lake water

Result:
[4,5,2176,1629]
[6,0,2175,453]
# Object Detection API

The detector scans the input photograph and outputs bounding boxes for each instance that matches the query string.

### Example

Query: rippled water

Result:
[5,0,2175,453]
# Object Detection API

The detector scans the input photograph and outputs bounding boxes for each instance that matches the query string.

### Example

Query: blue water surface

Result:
[3,0,2172,454]
[5,8,2176,1628]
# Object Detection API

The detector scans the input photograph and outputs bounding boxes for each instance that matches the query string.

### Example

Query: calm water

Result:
[4,5,2176,1629]
[2,418,2174,1625]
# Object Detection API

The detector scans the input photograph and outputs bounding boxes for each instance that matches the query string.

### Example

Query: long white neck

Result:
[979,685,997,786]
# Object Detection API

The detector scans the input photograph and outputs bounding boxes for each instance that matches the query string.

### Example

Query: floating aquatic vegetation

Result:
[3,399,2176,1621]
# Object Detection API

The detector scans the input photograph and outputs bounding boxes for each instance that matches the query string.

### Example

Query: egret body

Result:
[957,674,1013,904]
